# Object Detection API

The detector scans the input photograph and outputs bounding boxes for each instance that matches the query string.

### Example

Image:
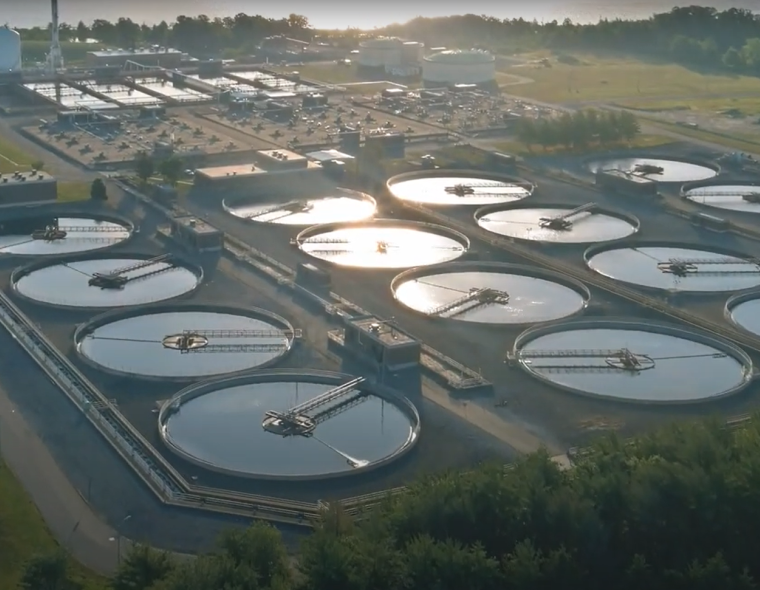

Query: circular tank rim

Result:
[512,317,754,405]
[221,189,377,225]
[680,179,760,213]
[584,153,721,182]
[73,302,296,382]
[9,252,204,311]
[386,169,535,206]
[583,240,759,294]
[295,218,471,266]
[725,290,760,336]
[474,201,641,244]
[157,368,422,481]
[390,261,591,324]
[0,210,136,257]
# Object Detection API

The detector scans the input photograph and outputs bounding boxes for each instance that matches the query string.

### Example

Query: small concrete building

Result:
[86,48,185,69]
[0,170,58,207]
[193,149,331,198]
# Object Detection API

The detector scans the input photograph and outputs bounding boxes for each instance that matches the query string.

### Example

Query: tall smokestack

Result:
[48,0,64,72]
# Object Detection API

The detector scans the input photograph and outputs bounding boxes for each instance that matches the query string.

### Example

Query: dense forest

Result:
[15,417,760,590]
[14,6,760,73]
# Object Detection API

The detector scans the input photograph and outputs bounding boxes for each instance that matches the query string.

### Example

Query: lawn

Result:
[0,460,106,590]
[58,181,91,202]
[0,136,36,174]
[616,96,760,117]
[645,119,760,153]
[500,54,760,103]
[489,134,676,156]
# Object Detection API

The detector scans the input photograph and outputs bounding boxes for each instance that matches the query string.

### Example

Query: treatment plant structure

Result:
[4,32,760,548]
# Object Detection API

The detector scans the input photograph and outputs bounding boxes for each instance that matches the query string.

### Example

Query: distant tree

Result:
[134,151,154,184]
[19,552,79,590]
[617,110,641,142]
[111,544,175,590]
[30,160,45,171]
[217,523,292,588]
[158,157,183,187]
[723,47,745,69]
[741,38,760,70]
[90,178,107,201]
[75,21,89,42]
[515,118,537,151]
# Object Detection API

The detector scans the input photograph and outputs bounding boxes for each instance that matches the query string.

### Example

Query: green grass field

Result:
[616,96,760,117]
[489,134,676,156]
[0,461,105,590]
[645,119,760,153]
[0,137,36,174]
[57,181,91,202]
[500,54,760,103]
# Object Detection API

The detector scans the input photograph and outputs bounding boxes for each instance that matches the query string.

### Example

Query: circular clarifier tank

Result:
[296,219,469,269]
[158,370,421,480]
[11,254,203,309]
[475,202,639,244]
[0,215,132,256]
[683,183,760,214]
[587,156,718,183]
[223,189,376,225]
[510,319,753,403]
[726,291,760,337]
[392,262,590,324]
[386,170,534,206]
[585,242,760,293]
[74,304,295,381]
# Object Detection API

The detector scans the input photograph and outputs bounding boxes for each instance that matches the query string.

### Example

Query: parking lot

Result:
[199,94,447,151]
[23,113,271,168]
[355,89,561,137]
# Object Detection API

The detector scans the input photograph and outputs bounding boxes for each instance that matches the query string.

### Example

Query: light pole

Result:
[110,514,132,566]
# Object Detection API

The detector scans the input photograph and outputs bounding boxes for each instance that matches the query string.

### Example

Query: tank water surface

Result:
[394,269,587,323]
[684,184,760,214]
[388,175,531,206]
[0,217,130,256]
[729,298,760,337]
[77,310,290,379]
[14,257,200,308]
[588,157,717,183]
[587,246,760,292]
[298,223,467,269]
[162,380,416,479]
[517,327,748,402]
[477,206,637,243]
[225,193,376,225]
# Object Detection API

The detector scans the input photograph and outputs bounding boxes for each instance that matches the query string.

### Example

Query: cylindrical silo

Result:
[422,49,496,86]
[357,38,404,69]
[401,41,425,64]
[0,26,22,73]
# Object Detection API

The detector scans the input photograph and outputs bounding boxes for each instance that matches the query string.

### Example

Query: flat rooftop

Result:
[88,48,183,58]
[195,164,264,180]
[351,317,416,347]
[173,215,221,235]
[307,149,356,162]
[256,149,307,163]
[0,171,55,185]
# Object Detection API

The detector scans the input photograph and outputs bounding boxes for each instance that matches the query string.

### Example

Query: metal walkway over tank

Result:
[686,191,760,201]
[506,348,727,372]
[538,202,596,230]
[444,181,531,198]
[244,201,314,222]
[87,254,176,289]
[657,257,760,276]
[262,377,366,437]
[428,287,510,318]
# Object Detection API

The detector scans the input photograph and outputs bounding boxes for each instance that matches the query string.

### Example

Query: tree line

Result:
[16,13,311,60]
[515,109,640,151]
[15,6,760,71]
[378,7,760,74]
[16,416,760,589]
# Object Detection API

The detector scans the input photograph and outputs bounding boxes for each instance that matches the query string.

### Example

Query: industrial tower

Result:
[47,0,64,72]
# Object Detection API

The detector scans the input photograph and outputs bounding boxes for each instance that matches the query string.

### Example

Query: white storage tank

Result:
[357,38,404,68]
[0,26,22,73]
[422,49,496,86]
[401,41,425,64]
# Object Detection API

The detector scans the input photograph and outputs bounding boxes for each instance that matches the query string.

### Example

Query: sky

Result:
[5,0,757,30]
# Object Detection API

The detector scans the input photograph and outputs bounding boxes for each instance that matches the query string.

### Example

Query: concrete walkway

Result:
[0,387,132,576]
